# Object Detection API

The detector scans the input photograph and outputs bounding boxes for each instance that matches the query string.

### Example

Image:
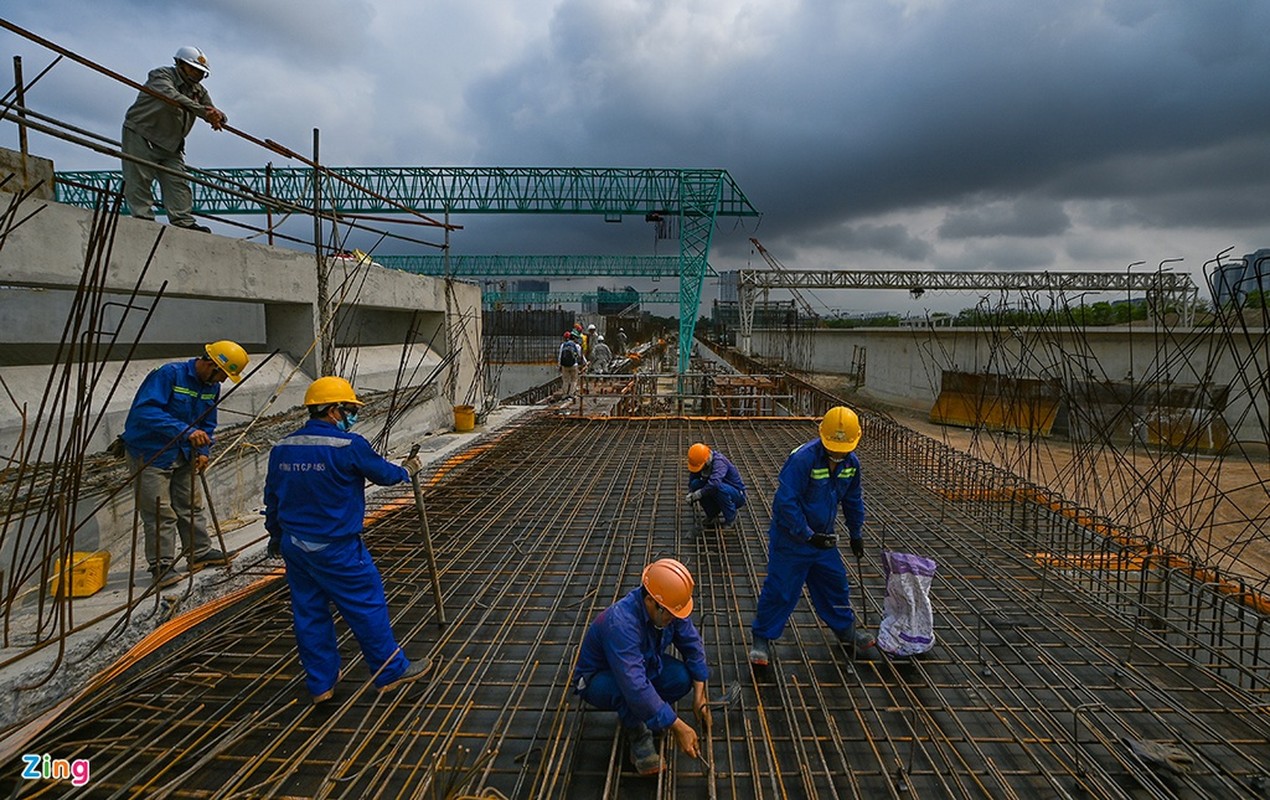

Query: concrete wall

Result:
[751,325,1268,443]
[0,185,486,581]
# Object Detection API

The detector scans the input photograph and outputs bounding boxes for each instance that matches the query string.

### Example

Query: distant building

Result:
[1212,249,1270,307]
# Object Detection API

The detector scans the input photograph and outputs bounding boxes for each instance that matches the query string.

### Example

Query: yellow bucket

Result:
[453,404,475,432]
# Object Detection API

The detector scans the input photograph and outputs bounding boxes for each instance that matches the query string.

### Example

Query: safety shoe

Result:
[312,670,342,705]
[190,548,232,569]
[173,223,212,233]
[379,657,434,693]
[720,516,737,529]
[627,724,662,776]
[147,563,185,588]
[749,635,771,668]
[837,625,877,658]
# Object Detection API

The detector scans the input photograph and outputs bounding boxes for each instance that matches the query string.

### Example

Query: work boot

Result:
[836,624,877,658]
[626,724,662,776]
[312,670,342,705]
[190,548,232,569]
[749,635,771,668]
[379,657,434,693]
[147,563,185,588]
[173,222,212,233]
[720,516,737,529]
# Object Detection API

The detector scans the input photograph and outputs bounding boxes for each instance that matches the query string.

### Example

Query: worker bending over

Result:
[572,558,711,776]
[264,377,429,704]
[684,442,747,528]
[750,406,877,667]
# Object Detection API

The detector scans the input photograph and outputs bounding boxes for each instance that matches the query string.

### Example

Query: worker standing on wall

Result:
[264,376,431,704]
[121,340,246,585]
[572,558,711,776]
[121,46,227,232]
[685,442,747,528]
[749,406,877,667]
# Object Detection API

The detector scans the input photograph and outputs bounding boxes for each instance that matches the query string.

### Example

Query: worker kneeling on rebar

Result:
[749,406,877,667]
[685,442,747,528]
[263,376,430,704]
[572,558,711,776]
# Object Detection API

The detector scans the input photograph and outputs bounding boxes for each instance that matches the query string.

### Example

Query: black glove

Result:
[850,537,864,558]
[267,534,282,559]
[808,532,837,549]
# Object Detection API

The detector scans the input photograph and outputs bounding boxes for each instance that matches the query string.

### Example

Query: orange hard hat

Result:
[642,558,694,618]
[819,406,861,454]
[687,442,711,472]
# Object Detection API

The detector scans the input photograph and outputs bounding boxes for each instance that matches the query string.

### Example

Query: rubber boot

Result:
[627,723,662,775]
[749,635,771,668]
[837,623,877,659]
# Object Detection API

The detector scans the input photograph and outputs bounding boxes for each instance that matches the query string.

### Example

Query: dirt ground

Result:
[806,376,1270,588]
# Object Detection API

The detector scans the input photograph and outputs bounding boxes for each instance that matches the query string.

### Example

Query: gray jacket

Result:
[122,66,220,152]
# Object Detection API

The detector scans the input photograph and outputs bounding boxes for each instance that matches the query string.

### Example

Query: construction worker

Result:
[685,443,747,527]
[572,558,711,776]
[264,376,431,704]
[559,331,586,398]
[121,46,227,232]
[584,323,598,359]
[616,327,628,355]
[122,340,247,585]
[749,406,876,667]
[591,334,613,373]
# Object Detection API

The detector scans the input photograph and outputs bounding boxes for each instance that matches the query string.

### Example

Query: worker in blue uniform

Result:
[572,558,711,776]
[122,340,248,585]
[750,406,877,667]
[264,376,430,704]
[684,442,747,527]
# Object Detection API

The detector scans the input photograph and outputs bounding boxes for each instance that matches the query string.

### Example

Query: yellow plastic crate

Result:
[49,550,111,598]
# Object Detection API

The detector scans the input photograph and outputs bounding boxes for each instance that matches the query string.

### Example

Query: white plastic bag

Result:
[876,550,937,657]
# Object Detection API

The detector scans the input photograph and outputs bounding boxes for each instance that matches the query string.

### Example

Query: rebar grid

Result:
[2,416,1266,798]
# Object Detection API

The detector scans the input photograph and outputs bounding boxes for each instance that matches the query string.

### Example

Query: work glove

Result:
[402,454,423,478]
[808,532,837,549]
[267,534,282,559]
[850,537,865,558]
[685,490,703,503]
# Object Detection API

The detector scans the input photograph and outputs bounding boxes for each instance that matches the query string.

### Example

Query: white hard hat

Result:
[587,323,596,330]
[596,335,604,342]
[174,46,210,78]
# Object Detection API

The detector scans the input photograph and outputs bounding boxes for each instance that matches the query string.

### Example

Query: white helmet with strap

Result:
[174,46,210,78]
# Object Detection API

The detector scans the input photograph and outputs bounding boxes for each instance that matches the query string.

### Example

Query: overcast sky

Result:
[3,1,1269,314]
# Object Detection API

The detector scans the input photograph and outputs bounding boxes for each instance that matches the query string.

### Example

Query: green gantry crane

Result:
[54,167,760,372]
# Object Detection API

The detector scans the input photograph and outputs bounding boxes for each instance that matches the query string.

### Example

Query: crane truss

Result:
[55,167,757,371]
[375,254,701,278]
[482,290,679,308]
[735,268,1200,354]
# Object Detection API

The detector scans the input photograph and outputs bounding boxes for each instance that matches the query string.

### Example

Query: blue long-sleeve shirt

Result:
[769,439,866,544]
[572,587,710,731]
[263,418,409,542]
[687,451,746,498]
[121,358,218,468]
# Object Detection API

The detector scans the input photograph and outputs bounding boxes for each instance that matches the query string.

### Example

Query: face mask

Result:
[337,411,358,432]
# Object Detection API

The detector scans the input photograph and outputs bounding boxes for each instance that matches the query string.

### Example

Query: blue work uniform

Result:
[688,451,747,524]
[572,587,710,731]
[752,439,866,641]
[121,358,218,467]
[264,418,413,696]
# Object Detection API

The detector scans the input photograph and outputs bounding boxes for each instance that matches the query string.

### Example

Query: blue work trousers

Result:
[701,484,746,524]
[752,533,856,641]
[577,655,691,729]
[281,534,409,696]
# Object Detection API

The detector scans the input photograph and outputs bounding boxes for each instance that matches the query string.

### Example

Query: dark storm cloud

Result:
[3,0,1269,283]
[939,198,1071,239]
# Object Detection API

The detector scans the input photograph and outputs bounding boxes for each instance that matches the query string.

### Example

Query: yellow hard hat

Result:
[642,558,695,619]
[204,340,248,383]
[819,406,861,454]
[304,376,364,407]
[687,442,711,472]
